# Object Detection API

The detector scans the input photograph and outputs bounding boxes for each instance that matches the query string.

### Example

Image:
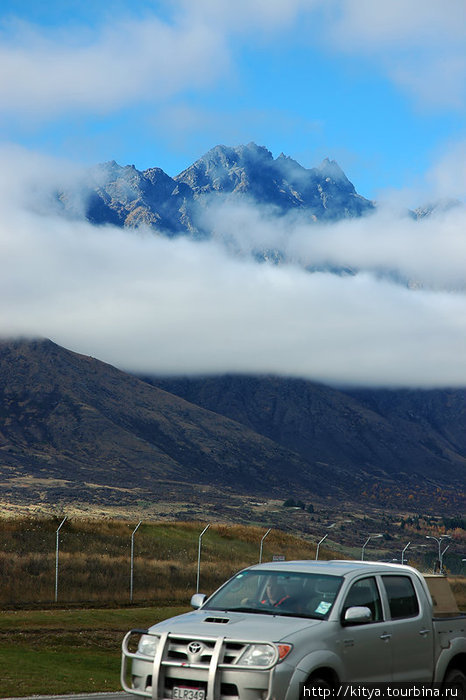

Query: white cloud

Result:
[325,0,466,110]
[176,0,318,34]
[177,0,466,110]
[427,140,466,199]
[0,15,228,118]
[1,146,466,388]
[1,0,464,126]
[180,0,466,111]
[200,195,466,291]
[0,1,318,122]
[328,0,465,48]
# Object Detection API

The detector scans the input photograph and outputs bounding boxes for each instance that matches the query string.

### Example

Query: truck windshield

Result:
[203,570,343,619]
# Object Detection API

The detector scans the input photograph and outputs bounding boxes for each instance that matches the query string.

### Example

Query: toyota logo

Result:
[187,641,204,655]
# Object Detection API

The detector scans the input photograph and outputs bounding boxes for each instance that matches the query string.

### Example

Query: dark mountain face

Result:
[146,374,466,489]
[1,340,464,511]
[347,388,466,459]
[60,143,374,240]
[0,339,333,504]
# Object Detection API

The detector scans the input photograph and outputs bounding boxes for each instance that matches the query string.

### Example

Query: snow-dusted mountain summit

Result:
[57,143,466,291]
[61,142,375,237]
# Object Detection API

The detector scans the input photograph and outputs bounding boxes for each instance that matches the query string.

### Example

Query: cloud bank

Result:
[202,197,466,291]
[1,146,466,388]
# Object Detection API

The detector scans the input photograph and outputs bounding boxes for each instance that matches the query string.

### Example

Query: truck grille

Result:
[166,637,247,665]
[121,629,278,700]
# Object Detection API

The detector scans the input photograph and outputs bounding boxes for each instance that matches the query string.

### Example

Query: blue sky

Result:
[0,0,465,201]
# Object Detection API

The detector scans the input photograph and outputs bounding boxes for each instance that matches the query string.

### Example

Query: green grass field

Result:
[0,606,188,697]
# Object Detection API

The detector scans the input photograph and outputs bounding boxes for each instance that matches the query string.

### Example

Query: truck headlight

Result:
[237,643,291,667]
[137,634,159,657]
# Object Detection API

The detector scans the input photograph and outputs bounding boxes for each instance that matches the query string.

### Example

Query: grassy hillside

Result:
[1,515,464,607]
[0,517,335,606]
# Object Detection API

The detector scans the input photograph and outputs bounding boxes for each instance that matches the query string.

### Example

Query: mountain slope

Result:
[1,340,464,511]
[0,339,331,504]
[146,374,466,488]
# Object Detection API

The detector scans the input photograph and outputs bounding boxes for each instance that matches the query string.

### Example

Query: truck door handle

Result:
[419,629,430,637]
[379,632,392,641]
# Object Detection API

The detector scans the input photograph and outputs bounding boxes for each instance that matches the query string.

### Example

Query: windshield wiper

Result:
[219,606,278,615]
[271,611,323,620]
[209,607,322,619]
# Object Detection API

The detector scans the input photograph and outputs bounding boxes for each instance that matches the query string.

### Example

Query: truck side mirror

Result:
[190,593,207,609]
[342,606,372,625]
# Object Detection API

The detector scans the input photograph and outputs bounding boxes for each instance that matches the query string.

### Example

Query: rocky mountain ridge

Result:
[61,142,375,238]
[174,143,372,220]
[56,142,466,288]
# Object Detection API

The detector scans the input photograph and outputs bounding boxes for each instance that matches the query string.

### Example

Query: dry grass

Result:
[0,517,325,606]
[1,516,464,609]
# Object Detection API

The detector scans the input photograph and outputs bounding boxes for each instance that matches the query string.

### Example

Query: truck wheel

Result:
[443,668,466,699]
[305,676,334,693]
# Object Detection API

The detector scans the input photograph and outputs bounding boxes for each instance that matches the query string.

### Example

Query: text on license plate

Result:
[173,687,205,700]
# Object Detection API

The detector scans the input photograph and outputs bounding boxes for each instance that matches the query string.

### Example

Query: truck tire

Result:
[305,675,334,694]
[443,668,466,699]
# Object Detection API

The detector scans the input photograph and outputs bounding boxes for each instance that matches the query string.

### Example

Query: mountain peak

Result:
[192,142,273,167]
[242,141,273,158]
[414,198,463,220]
[317,157,349,181]
[173,143,369,215]
[174,143,276,196]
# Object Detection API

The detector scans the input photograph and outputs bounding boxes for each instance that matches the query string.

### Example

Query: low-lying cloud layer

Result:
[1,146,465,388]
[203,197,466,291]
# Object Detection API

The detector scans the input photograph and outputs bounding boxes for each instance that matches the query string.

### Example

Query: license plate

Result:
[173,687,205,700]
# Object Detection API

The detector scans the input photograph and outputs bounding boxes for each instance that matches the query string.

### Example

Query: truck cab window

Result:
[382,575,419,619]
[342,577,383,622]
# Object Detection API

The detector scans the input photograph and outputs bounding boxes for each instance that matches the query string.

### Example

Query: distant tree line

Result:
[442,516,465,531]
[400,515,465,531]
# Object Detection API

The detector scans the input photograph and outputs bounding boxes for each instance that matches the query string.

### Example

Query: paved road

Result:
[3,694,132,700]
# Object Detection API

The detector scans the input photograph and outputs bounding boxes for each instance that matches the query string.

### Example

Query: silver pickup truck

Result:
[121,560,466,699]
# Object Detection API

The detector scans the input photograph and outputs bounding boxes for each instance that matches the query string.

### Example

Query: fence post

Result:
[130,521,142,603]
[259,528,271,563]
[196,524,210,593]
[54,516,67,603]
